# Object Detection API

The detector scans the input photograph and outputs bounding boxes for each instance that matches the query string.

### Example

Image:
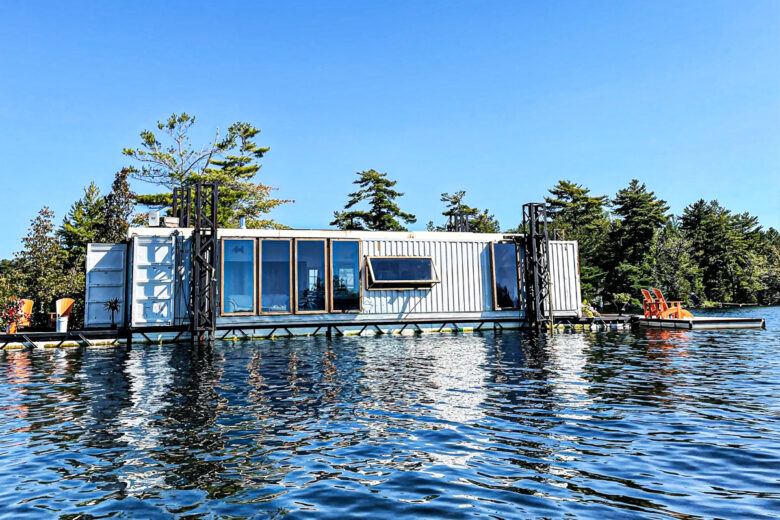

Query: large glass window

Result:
[366,257,439,289]
[221,239,255,314]
[296,240,326,312]
[261,240,291,313]
[492,243,520,309]
[331,241,360,311]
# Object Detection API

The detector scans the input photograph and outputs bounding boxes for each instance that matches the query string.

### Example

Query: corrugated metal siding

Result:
[549,241,581,316]
[115,231,582,327]
[362,238,491,314]
[85,243,126,327]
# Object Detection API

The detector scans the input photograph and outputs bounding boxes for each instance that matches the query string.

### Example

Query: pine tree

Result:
[545,180,609,300]
[59,182,106,268]
[604,180,669,298]
[331,170,417,231]
[651,219,702,303]
[545,180,608,231]
[680,200,764,303]
[15,207,83,326]
[434,191,500,233]
[97,168,135,243]
[123,113,290,228]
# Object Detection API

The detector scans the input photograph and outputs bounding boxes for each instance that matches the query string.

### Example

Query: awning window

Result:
[366,257,439,289]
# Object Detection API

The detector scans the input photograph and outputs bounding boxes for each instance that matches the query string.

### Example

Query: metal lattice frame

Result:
[447,213,471,232]
[190,182,219,341]
[172,186,192,228]
[522,203,552,330]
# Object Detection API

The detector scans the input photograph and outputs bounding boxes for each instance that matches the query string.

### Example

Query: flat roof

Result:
[128,227,536,242]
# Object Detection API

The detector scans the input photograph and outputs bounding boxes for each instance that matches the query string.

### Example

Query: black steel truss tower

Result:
[173,182,220,341]
[521,202,552,330]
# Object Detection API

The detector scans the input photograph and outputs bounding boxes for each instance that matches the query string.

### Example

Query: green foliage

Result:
[680,200,766,303]
[543,179,777,307]
[650,220,702,304]
[331,170,416,231]
[603,180,669,296]
[545,180,609,299]
[14,207,83,327]
[0,297,26,331]
[98,168,134,243]
[124,113,290,228]
[429,191,500,233]
[59,182,106,269]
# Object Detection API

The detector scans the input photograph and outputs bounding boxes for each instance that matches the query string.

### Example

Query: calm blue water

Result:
[1,307,779,519]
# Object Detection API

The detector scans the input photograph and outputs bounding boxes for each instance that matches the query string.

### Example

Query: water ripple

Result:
[1,307,779,519]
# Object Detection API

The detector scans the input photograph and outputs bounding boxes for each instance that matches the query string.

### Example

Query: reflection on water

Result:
[1,308,779,519]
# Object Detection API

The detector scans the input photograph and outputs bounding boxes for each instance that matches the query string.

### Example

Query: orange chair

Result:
[641,289,660,317]
[645,288,693,319]
[49,298,75,328]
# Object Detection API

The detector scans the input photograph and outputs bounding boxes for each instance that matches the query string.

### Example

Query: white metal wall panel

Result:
[361,238,490,314]
[116,230,583,327]
[132,236,175,326]
[549,241,581,317]
[85,243,126,327]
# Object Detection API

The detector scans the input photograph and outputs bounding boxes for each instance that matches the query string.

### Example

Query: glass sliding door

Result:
[331,240,360,312]
[221,239,255,315]
[260,240,292,314]
[295,240,327,313]
[491,242,520,310]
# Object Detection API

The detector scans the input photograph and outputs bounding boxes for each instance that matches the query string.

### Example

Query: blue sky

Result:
[1,1,778,258]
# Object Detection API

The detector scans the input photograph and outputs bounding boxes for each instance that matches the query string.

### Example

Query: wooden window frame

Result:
[365,256,440,291]
[293,238,329,315]
[259,238,293,315]
[329,239,362,313]
[220,238,257,316]
[490,242,522,311]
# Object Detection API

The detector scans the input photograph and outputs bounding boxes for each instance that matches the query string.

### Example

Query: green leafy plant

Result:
[612,292,631,315]
[0,297,27,332]
[103,297,120,328]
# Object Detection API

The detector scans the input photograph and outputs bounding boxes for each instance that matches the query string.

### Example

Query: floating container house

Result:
[84,227,583,340]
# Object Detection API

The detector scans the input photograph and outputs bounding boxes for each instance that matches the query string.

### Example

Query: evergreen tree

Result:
[331,170,417,231]
[15,207,83,327]
[545,180,609,300]
[680,200,764,303]
[470,209,501,233]
[546,180,608,231]
[650,219,702,303]
[431,191,500,233]
[604,180,669,298]
[123,113,290,228]
[59,182,105,268]
[97,168,134,243]
[755,228,780,305]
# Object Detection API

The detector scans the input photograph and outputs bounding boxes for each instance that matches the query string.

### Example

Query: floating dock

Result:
[635,316,766,330]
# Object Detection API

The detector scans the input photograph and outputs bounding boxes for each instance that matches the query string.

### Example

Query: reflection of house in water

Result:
[117,347,175,454]
[546,334,594,407]
[359,335,490,424]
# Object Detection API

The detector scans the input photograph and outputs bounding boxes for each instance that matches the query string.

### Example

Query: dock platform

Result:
[635,316,766,330]
[0,329,123,349]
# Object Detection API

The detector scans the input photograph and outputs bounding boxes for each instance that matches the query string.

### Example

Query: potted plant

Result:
[612,293,631,316]
[104,298,120,329]
[0,297,26,334]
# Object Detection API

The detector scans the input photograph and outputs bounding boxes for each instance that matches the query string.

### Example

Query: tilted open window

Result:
[365,256,440,290]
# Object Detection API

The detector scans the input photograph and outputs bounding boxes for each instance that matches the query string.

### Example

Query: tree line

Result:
[2,112,778,330]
